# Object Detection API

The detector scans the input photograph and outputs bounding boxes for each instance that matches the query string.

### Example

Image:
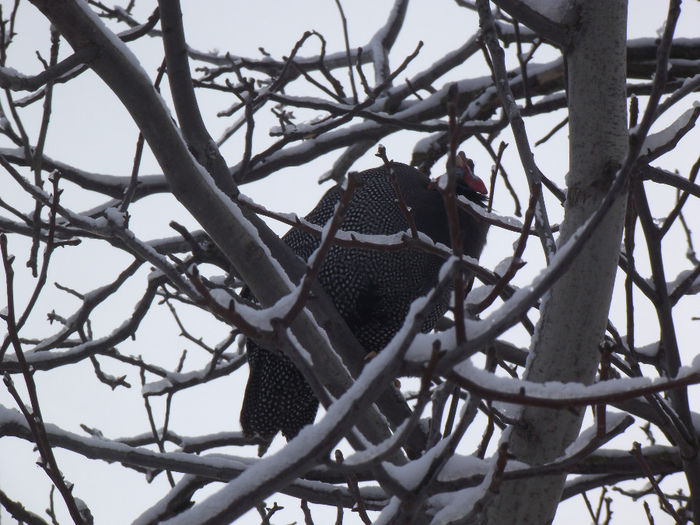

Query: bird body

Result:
[240,158,488,441]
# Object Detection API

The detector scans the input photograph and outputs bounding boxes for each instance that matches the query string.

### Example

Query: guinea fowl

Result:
[240,152,489,443]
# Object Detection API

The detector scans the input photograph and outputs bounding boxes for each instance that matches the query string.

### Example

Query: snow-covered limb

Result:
[161,259,461,524]
[0,405,379,511]
[655,73,700,118]
[446,356,700,408]
[339,344,441,471]
[239,191,506,289]
[340,418,413,469]
[459,196,538,233]
[0,65,35,90]
[640,104,700,161]
[239,188,540,306]
[25,260,141,354]
[427,450,499,525]
[564,413,632,457]
[0,146,168,199]
[426,414,636,495]
[428,483,492,525]
[367,0,408,84]
[141,353,246,397]
[478,2,557,262]
[375,391,483,523]
[268,100,454,135]
[637,164,700,198]
[0,278,160,373]
[2,32,696,192]
[515,0,572,25]
[559,444,684,500]
[99,210,186,285]
[382,407,475,493]
[667,265,700,299]
[234,59,564,184]
[189,179,360,346]
[0,399,656,521]
[372,497,402,525]
[132,475,208,525]
[192,267,302,336]
[1,158,197,300]
[0,50,91,92]
[493,0,571,46]
[103,427,256,451]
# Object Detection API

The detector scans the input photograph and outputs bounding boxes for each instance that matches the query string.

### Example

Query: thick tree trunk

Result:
[485,1,628,523]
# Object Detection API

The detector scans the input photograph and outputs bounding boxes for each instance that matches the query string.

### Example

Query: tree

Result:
[0,0,698,523]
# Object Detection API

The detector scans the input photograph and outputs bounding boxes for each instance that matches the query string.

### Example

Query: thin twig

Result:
[1,235,87,524]
[630,442,683,523]
[477,0,556,261]
[334,0,358,103]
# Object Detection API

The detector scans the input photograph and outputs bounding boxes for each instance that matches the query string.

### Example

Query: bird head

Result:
[433,151,488,202]
[455,151,488,196]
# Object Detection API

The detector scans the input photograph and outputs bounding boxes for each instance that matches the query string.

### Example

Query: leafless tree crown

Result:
[0,0,699,524]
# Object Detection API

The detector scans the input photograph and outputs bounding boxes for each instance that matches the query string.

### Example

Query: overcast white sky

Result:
[1,1,699,524]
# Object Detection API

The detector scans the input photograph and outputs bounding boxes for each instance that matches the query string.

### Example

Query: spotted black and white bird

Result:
[240,153,489,443]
